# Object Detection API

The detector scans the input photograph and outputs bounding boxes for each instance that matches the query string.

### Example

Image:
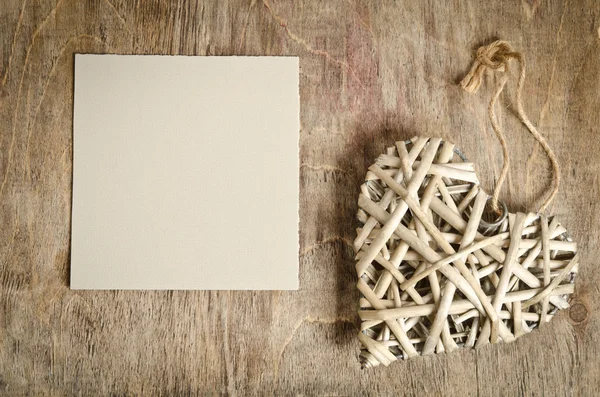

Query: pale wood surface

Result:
[1,0,599,395]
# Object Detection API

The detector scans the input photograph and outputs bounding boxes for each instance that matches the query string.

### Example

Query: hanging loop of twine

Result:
[460,40,560,214]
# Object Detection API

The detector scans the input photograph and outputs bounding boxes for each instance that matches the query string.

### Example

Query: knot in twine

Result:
[460,40,560,214]
[461,40,520,93]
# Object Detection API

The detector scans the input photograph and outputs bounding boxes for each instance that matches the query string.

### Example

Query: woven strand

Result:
[460,40,561,214]
[355,138,577,368]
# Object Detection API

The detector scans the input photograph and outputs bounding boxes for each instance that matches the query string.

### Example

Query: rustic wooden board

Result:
[1,0,599,395]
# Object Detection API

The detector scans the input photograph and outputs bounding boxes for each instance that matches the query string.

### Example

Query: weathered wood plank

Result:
[1,0,599,395]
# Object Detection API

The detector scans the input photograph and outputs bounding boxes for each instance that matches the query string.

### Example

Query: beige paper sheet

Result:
[71,55,299,290]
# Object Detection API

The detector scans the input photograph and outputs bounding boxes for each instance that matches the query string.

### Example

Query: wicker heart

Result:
[354,137,578,368]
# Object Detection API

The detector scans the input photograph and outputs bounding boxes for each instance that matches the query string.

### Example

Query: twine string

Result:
[460,40,560,214]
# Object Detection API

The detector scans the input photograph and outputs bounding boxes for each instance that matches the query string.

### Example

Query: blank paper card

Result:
[71,55,299,290]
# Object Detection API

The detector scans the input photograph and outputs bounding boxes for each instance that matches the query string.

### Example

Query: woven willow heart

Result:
[354,137,578,368]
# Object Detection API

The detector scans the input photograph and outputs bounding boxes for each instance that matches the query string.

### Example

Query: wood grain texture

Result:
[0,0,599,395]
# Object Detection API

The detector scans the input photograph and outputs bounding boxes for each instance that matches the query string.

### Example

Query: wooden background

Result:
[1,0,599,395]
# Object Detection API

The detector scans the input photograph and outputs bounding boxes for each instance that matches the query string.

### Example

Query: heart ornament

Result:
[353,42,580,369]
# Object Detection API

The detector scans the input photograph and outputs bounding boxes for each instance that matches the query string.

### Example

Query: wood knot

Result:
[569,302,589,324]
